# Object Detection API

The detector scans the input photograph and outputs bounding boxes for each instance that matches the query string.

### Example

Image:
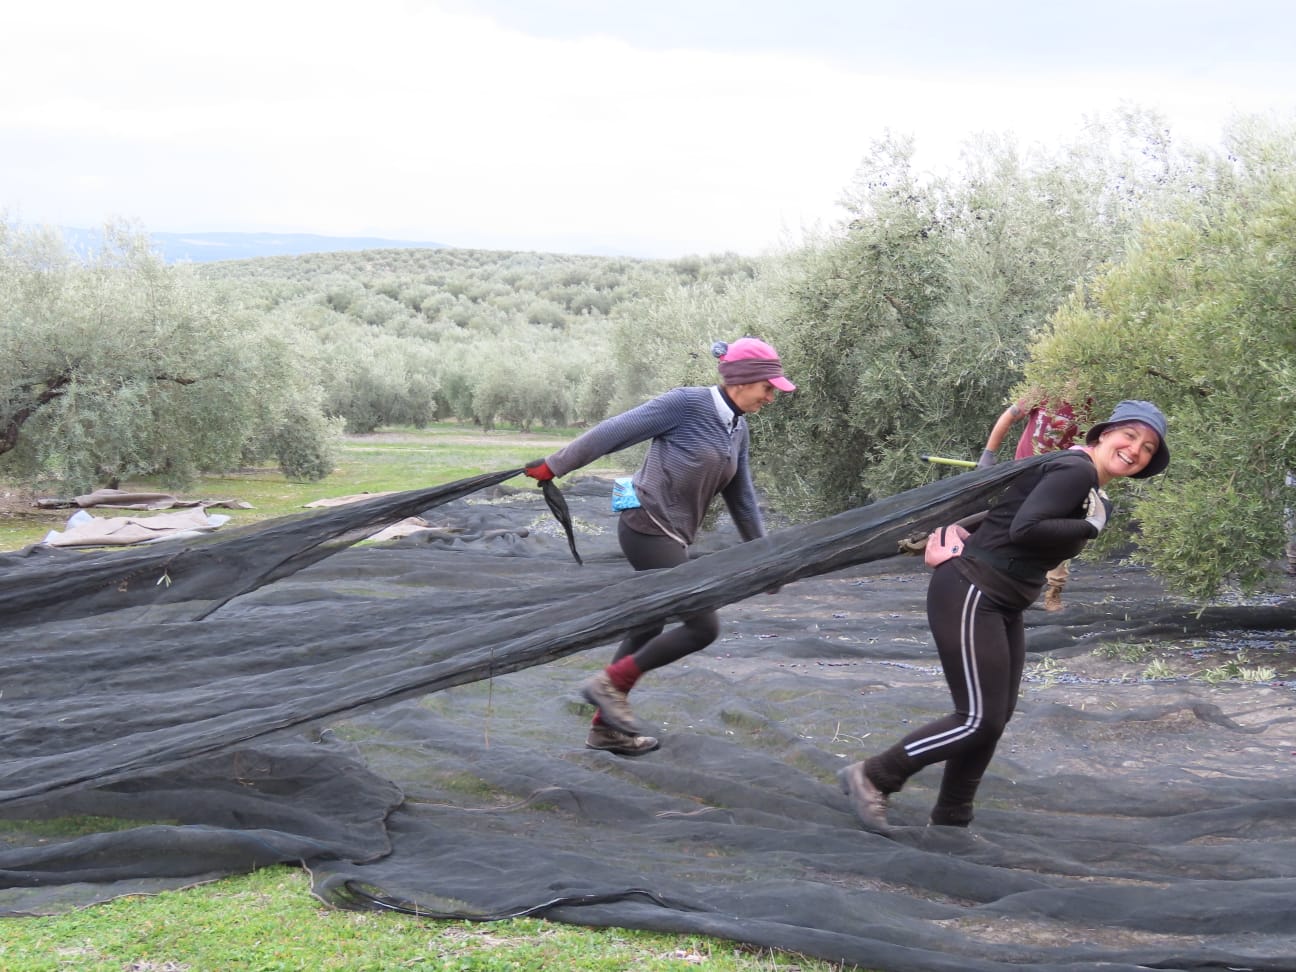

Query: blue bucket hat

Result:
[1084,400,1169,478]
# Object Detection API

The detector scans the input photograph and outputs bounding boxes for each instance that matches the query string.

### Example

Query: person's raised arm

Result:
[978,400,1027,469]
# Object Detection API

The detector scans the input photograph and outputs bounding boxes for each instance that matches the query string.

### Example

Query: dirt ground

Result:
[0,485,43,515]
[0,487,60,537]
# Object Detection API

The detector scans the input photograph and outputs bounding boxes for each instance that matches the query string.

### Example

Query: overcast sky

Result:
[4,0,1294,258]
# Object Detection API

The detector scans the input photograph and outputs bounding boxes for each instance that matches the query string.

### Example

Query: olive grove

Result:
[0,220,337,491]
[197,247,763,434]
[4,109,1293,601]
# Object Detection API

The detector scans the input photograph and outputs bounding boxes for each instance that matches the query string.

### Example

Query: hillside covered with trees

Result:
[2,108,1293,599]
[196,245,765,434]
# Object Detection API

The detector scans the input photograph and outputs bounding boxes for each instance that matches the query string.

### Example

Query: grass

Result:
[0,423,629,552]
[0,424,858,972]
[0,866,848,971]
[1093,641,1152,664]
[1090,636,1290,686]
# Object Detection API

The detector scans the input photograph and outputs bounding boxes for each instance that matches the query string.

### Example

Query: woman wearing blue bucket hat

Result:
[840,400,1170,834]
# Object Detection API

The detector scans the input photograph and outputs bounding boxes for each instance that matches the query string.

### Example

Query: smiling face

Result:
[725,380,780,414]
[1089,422,1161,484]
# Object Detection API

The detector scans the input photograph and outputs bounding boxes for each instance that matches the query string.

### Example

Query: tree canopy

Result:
[5,109,1293,601]
[197,246,763,434]
[1024,117,1296,597]
[756,112,1295,598]
[755,112,1208,516]
[0,220,335,491]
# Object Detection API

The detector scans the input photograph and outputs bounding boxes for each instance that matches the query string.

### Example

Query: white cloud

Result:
[3,0,1294,257]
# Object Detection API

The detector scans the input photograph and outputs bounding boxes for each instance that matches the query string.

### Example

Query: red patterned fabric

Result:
[1012,396,1095,459]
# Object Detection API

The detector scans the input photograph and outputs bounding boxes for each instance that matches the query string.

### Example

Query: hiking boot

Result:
[585,724,660,757]
[837,761,890,835]
[1043,584,1064,612]
[580,671,643,735]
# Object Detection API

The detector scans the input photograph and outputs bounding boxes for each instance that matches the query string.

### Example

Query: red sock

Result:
[591,657,643,729]
[604,655,643,693]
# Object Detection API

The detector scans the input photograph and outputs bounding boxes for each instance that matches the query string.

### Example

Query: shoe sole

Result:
[586,737,660,757]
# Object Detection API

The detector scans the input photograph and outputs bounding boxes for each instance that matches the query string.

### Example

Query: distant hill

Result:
[58,228,450,264]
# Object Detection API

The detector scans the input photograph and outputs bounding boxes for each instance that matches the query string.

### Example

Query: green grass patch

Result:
[0,424,626,553]
[1093,641,1153,663]
[0,815,167,842]
[0,866,854,971]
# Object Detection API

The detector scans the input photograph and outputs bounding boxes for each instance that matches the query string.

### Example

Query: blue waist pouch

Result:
[611,476,641,511]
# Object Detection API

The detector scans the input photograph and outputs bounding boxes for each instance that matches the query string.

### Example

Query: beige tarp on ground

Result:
[39,490,423,548]
[43,507,232,547]
[35,489,253,511]
[303,493,431,541]
[304,491,398,507]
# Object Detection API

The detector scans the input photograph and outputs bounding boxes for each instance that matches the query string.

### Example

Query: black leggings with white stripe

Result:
[866,561,1026,826]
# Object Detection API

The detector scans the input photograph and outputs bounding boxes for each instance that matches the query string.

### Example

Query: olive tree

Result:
[757,113,1206,519]
[0,220,336,492]
[318,330,442,434]
[465,327,606,432]
[1023,117,1296,598]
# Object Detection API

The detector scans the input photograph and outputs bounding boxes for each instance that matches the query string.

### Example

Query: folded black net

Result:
[2,458,1294,972]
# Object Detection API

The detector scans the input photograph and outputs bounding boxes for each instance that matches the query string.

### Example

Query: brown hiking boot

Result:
[1043,584,1064,612]
[586,725,660,757]
[580,671,643,735]
[837,761,890,835]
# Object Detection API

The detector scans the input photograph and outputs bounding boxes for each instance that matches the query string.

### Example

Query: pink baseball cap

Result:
[714,338,796,392]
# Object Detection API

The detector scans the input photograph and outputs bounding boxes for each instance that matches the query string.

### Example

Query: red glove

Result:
[524,459,555,482]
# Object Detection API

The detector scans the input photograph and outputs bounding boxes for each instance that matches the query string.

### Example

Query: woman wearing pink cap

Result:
[524,337,795,756]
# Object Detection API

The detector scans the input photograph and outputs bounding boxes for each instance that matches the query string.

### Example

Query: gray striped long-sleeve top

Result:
[544,386,766,546]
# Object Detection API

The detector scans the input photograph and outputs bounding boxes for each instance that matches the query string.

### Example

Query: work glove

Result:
[976,449,997,469]
[897,534,928,555]
[1083,487,1111,535]
[524,459,555,482]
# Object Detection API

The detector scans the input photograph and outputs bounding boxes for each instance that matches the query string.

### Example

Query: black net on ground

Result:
[2,459,1295,972]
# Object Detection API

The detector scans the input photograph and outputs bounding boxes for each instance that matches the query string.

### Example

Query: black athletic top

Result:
[956,451,1101,610]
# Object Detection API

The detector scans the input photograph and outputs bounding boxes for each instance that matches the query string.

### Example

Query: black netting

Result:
[2,458,1294,972]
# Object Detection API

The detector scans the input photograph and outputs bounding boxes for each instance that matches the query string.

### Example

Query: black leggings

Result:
[611,518,720,671]
[868,562,1025,824]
